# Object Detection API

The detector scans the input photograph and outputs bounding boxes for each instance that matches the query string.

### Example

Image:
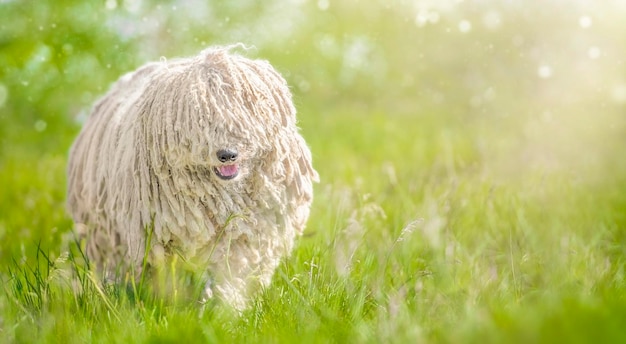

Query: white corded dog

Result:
[66,46,318,310]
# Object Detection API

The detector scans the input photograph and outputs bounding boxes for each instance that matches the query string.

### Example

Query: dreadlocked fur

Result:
[66,46,319,310]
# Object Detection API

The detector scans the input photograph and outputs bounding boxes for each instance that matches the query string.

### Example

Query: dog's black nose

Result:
[216,148,238,162]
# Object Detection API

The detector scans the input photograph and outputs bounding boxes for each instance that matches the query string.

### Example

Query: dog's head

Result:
[140,47,306,190]
[196,47,298,186]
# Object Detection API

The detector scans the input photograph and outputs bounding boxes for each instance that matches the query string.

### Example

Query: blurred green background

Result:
[1,0,626,342]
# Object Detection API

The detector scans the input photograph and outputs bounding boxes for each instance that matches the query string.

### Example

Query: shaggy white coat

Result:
[66,47,318,309]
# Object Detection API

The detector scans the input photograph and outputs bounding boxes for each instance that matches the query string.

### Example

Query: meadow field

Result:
[1,0,626,342]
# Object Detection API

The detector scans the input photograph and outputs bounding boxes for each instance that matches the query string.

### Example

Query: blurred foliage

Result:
[1,0,624,164]
[0,0,137,154]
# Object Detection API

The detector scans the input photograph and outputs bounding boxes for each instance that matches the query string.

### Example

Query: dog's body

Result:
[66,47,318,309]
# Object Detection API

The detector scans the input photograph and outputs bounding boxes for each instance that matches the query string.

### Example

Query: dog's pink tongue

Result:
[219,164,238,177]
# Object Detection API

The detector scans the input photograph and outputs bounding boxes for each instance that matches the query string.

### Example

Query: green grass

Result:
[2,0,626,343]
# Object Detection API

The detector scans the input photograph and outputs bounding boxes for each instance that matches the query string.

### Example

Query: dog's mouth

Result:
[213,164,239,180]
